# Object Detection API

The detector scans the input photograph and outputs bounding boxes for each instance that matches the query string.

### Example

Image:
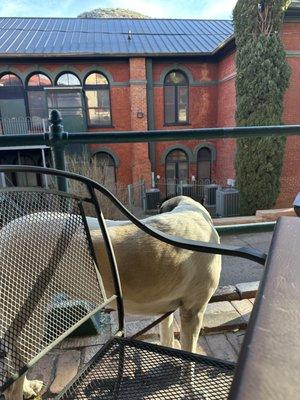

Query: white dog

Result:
[3,196,221,399]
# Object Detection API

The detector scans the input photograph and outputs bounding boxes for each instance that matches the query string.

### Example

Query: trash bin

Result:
[293,192,300,216]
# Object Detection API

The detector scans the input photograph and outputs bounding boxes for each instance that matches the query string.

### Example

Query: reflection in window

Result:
[27,73,52,122]
[0,73,24,99]
[197,147,212,182]
[47,90,83,117]
[164,70,188,125]
[0,73,23,87]
[56,73,81,86]
[92,152,116,187]
[84,73,111,127]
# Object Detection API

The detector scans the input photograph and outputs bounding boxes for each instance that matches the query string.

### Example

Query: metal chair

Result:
[0,166,266,400]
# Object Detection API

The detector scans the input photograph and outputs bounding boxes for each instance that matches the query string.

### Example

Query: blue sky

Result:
[0,0,237,19]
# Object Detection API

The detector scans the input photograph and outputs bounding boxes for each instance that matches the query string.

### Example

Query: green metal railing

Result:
[1,109,299,235]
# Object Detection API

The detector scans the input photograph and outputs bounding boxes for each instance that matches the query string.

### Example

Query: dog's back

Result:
[91,196,221,316]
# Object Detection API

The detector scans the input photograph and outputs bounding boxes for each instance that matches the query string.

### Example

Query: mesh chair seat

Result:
[58,338,235,400]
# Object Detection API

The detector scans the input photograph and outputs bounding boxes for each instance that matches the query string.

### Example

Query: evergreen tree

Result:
[233,0,291,215]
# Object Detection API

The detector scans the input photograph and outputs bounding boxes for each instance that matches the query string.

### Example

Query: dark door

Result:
[166,149,188,197]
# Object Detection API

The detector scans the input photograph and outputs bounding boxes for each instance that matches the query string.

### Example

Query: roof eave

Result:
[0,51,216,58]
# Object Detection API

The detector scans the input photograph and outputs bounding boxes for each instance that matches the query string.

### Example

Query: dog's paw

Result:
[23,378,44,399]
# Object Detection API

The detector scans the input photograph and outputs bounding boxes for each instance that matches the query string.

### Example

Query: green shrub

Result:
[233,0,291,214]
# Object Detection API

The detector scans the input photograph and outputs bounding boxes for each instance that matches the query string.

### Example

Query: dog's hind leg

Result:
[179,305,206,353]
[179,306,209,398]
[159,313,174,348]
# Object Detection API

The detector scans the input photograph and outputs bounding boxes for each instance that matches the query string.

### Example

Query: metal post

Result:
[49,110,68,192]
[179,180,183,195]
[128,184,133,211]
[0,172,6,188]
[141,179,146,211]
[41,148,49,189]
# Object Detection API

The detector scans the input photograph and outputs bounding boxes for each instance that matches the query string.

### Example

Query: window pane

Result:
[198,148,211,162]
[28,73,51,87]
[28,91,48,119]
[86,89,111,125]
[166,150,187,162]
[0,74,22,87]
[48,92,82,108]
[178,161,188,180]
[88,108,111,125]
[86,90,110,108]
[165,86,175,124]
[178,86,188,122]
[197,148,211,180]
[86,90,97,108]
[57,73,80,86]
[165,71,187,85]
[85,73,108,85]
[198,161,211,180]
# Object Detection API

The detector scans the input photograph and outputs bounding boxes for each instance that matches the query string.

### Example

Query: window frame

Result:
[26,73,52,121]
[197,147,212,183]
[164,70,189,126]
[55,72,81,87]
[83,72,112,128]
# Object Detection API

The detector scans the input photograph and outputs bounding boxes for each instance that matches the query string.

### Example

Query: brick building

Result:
[0,3,300,207]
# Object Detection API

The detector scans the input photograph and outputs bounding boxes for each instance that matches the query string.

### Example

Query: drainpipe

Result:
[146,58,156,183]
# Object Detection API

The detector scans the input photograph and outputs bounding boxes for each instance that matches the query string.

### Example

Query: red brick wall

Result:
[215,52,237,185]
[276,32,300,207]
[129,57,151,186]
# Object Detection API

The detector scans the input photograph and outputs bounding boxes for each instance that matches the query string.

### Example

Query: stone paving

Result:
[26,284,257,399]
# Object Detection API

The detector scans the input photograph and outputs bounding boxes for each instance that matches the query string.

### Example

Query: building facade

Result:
[0,5,300,208]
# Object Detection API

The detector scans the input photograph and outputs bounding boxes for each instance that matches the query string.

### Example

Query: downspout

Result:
[146,58,156,184]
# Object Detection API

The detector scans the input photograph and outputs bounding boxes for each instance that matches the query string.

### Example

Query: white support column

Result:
[0,172,6,188]
[41,148,49,188]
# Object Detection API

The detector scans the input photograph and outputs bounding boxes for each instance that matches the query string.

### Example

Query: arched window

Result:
[84,72,111,127]
[164,70,188,125]
[0,73,23,98]
[197,147,212,183]
[48,72,83,124]
[27,73,52,122]
[92,152,116,187]
[0,74,27,134]
[56,72,81,86]
[166,149,189,196]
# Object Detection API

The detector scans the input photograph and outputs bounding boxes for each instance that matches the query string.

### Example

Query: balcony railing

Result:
[0,116,49,135]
